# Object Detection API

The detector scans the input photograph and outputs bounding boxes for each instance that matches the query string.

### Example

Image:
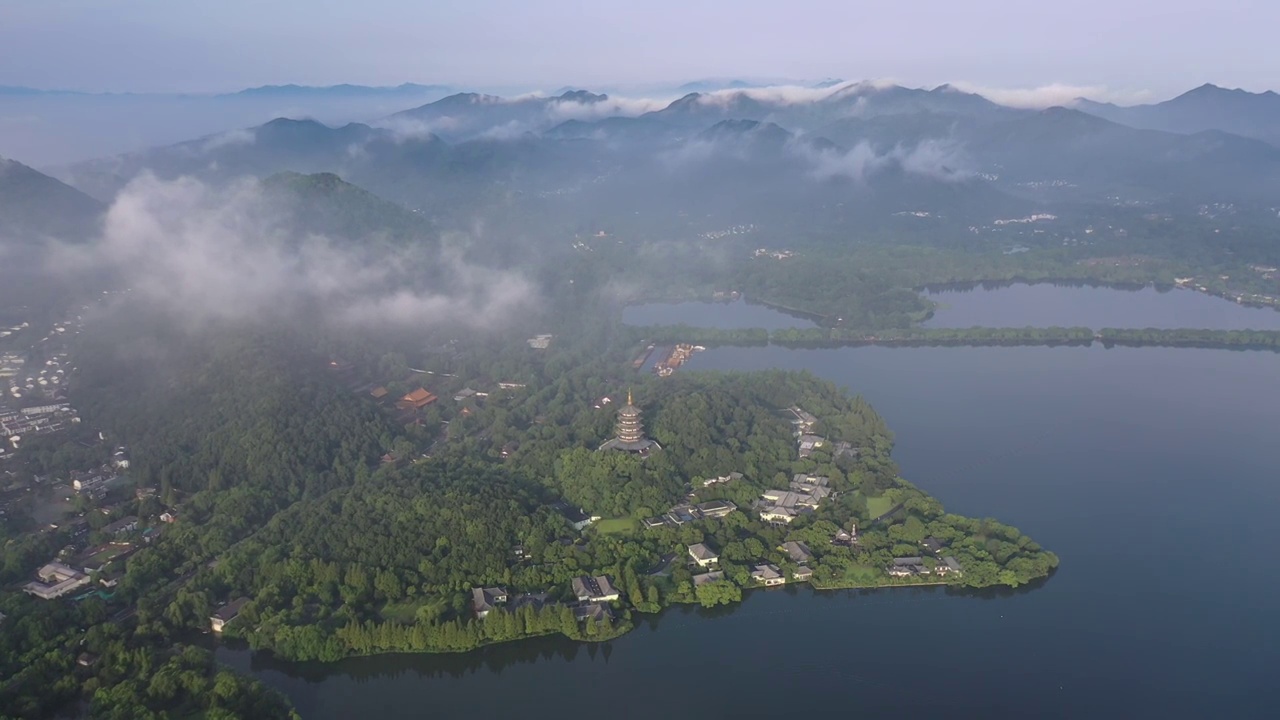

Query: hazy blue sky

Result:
[1,0,1275,97]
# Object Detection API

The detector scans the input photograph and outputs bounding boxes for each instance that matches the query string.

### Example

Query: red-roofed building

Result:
[396,388,437,411]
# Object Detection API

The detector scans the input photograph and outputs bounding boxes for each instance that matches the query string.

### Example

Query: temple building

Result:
[598,390,660,455]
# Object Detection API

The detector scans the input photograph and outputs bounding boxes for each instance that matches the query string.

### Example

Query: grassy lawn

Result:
[813,564,886,589]
[594,517,638,535]
[380,599,433,623]
[865,494,895,519]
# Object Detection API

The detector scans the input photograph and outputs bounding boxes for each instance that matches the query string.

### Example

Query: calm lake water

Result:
[623,298,815,330]
[924,283,1280,330]
[220,290,1280,719]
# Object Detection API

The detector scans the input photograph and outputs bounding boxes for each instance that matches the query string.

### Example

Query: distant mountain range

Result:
[1072,83,1280,146]
[45,79,1280,236]
[221,83,453,99]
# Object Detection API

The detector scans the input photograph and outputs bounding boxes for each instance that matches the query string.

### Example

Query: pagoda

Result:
[599,389,660,454]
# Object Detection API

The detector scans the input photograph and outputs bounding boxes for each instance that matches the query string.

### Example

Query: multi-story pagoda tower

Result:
[599,389,660,454]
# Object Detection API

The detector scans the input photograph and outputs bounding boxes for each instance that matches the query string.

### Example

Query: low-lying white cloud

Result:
[793,138,971,182]
[199,128,256,152]
[944,82,1155,108]
[49,174,537,330]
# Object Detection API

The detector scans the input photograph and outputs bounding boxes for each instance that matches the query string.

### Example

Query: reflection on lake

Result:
[226,342,1280,718]
[923,282,1280,330]
[622,298,815,330]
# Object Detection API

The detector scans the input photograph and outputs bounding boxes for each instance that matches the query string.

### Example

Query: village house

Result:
[692,571,726,587]
[832,525,857,547]
[687,543,719,568]
[781,540,813,565]
[573,602,613,624]
[792,566,814,582]
[101,516,139,536]
[921,537,945,554]
[695,499,737,518]
[703,471,743,487]
[751,563,786,587]
[572,575,620,603]
[210,598,250,633]
[471,586,509,618]
[888,557,929,577]
[453,387,477,402]
[787,406,818,433]
[935,556,963,576]
[759,506,798,524]
[369,386,390,400]
[159,511,178,524]
[797,434,826,458]
[557,504,600,531]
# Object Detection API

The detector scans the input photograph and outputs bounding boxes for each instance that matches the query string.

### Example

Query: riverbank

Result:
[631,324,1280,352]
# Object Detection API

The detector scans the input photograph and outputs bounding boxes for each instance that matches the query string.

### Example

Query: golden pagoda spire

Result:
[628,388,633,406]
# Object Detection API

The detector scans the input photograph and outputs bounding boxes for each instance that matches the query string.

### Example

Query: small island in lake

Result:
[195,369,1056,661]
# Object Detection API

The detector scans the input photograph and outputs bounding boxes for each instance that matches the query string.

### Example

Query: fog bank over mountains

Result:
[0,78,1267,167]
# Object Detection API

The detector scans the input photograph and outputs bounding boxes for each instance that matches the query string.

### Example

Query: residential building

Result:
[751,563,786,587]
[471,586,509,618]
[797,434,826,458]
[833,441,860,459]
[792,566,814,582]
[369,386,389,400]
[695,499,737,518]
[572,602,613,624]
[160,511,178,524]
[832,527,856,546]
[921,537,945,554]
[937,557,963,575]
[781,540,813,565]
[759,506,797,524]
[210,598,250,633]
[888,557,929,577]
[23,562,90,599]
[687,543,719,568]
[555,504,599,531]
[703,471,743,487]
[572,575,620,603]
[101,516,139,535]
[692,571,726,587]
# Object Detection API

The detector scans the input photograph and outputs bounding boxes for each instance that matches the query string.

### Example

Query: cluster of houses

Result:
[757,474,833,524]
[0,401,79,453]
[23,533,143,600]
[685,539,817,588]
[643,499,738,529]
[888,536,963,578]
[469,574,621,626]
[70,463,126,500]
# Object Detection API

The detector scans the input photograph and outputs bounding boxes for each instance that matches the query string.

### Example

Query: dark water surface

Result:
[923,283,1280,330]
[220,342,1280,719]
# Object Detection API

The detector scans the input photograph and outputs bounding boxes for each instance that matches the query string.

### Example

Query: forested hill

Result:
[261,171,435,243]
[0,156,103,242]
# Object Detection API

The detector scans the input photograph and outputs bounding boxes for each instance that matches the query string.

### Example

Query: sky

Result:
[0,0,1276,99]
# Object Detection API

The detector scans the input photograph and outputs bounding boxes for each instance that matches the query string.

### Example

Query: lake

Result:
[622,298,816,330]
[923,283,1280,330]
[220,291,1280,718]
